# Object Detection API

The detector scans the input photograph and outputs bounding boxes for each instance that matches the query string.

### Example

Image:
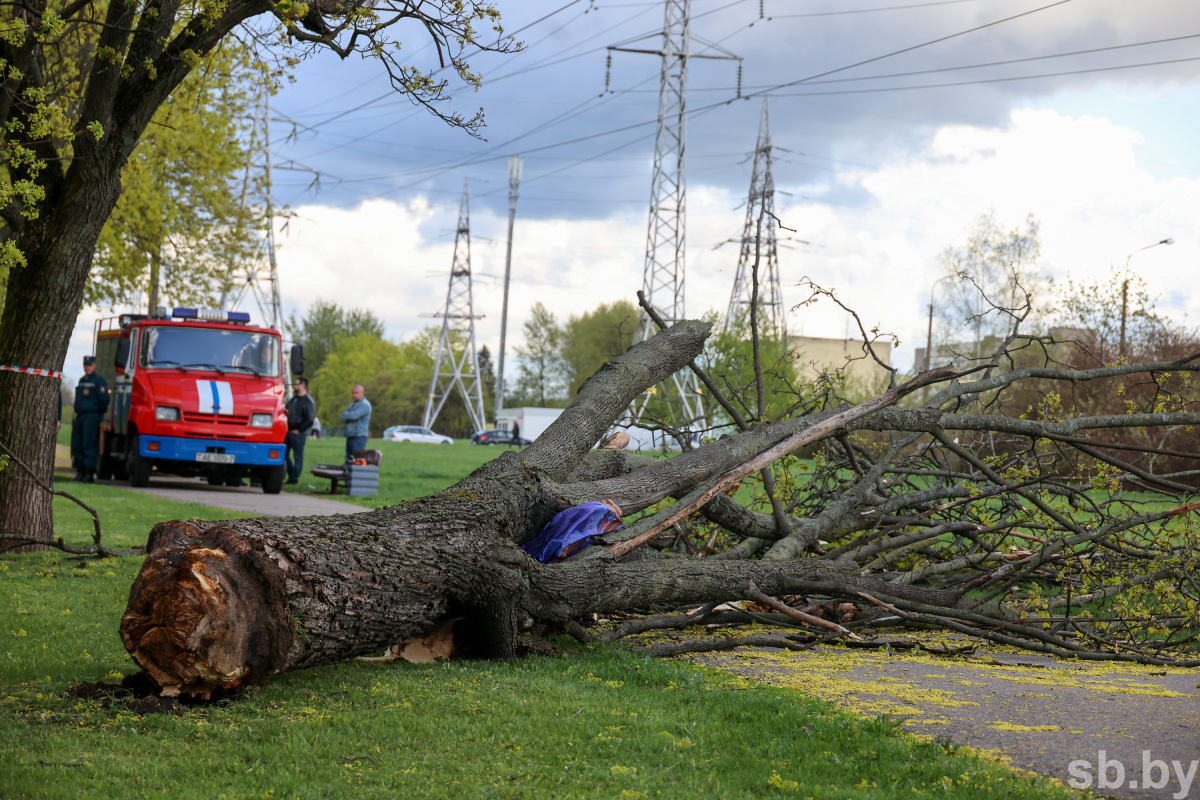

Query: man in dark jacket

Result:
[71,355,109,483]
[285,377,317,485]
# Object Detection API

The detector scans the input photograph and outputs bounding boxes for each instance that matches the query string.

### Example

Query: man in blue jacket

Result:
[341,383,372,461]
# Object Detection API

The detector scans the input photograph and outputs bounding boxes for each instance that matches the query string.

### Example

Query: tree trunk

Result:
[0,151,128,547]
[120,321,965,697]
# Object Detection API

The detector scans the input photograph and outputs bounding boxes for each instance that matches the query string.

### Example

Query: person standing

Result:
[510,420,521,447]
[341,383,372,461]
[284,377,316,485]
[71,355,109,483]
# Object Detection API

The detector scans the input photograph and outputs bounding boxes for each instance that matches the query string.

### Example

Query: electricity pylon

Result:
[725,98,784,338]
[222,96,283,334]
[609,0,739,439]
[423,180,487,434]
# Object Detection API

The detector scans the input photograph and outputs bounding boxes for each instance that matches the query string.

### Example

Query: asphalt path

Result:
[97,476,369,517]
[677,635,1199,798]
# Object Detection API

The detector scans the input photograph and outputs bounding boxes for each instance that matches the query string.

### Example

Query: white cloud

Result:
[775,108,1199,369]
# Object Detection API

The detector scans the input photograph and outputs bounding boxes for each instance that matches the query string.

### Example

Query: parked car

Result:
[470,428,532,446]
[383,425,453,445]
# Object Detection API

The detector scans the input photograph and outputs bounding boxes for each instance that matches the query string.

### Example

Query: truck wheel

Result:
[126,435,152,487]
[261,464,285,494]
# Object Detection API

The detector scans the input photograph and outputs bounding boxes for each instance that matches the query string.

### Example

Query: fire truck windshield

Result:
[139,326,280,377]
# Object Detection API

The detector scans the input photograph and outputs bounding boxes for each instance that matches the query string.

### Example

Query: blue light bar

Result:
[171,308,252,324]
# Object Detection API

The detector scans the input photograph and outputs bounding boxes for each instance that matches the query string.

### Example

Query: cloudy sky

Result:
[68,0,1200,385]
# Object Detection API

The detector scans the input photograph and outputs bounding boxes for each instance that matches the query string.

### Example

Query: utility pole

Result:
[725,98,783,337]
[1119,237,1173,359]
[609,0,739,443]
[423,180,488,434]
[495,155,522,418]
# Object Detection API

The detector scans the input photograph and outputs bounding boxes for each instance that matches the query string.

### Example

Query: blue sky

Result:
[67,0,1200,384]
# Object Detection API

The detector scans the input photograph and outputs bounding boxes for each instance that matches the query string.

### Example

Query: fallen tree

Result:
[120,316,1200,698]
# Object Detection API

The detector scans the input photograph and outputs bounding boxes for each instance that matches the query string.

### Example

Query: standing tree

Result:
[510,302,566,407]
[285,300,387,378]
[560,299,638,396]
[477,344,495,419]
[0,0,516,547]
[932,212,1045,364]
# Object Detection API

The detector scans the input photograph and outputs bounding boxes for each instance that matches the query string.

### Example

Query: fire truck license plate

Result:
[196,453,235,464]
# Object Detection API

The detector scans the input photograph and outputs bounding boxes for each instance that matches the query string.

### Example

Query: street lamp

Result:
[1119,238,1173,358]
[924,274,956,372]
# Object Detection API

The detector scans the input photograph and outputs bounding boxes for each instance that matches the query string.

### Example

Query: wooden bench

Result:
[310,449,382,496]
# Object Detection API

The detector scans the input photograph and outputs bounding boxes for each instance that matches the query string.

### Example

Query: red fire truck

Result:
[92,308,303,493]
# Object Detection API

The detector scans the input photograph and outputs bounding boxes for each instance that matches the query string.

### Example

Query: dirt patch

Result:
[68,671,223,715]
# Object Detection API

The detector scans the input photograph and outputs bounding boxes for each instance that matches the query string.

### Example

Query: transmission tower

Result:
[423,180,487,433]
[222,96,283,333]
[609,0,739,438]
[724,98,784,338]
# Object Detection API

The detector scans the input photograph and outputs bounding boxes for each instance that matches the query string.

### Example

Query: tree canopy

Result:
[286,300,387,379]
[88,40,269,312]
[933,212,1045,359]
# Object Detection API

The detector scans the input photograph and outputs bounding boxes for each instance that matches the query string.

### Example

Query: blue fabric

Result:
[345,435,368,461]
[522,500,624,563]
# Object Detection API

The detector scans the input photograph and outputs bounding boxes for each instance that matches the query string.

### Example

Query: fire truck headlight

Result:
[155,406,180,421]
[250,413,273,429]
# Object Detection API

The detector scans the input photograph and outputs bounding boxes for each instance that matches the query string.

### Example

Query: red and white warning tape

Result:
[1,365,63,379]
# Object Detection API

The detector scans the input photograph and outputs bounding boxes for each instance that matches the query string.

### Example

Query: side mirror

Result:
[290,344,304,376]
[115,337,130,370]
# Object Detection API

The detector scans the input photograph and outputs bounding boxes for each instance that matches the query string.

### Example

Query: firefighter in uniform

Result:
[71,355,109,483]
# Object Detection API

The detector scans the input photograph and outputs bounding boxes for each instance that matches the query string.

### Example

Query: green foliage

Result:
[307,327,483,438]
[89,41,271,311]
[699,308,798,426]
[508,299,639,407]
[561,299,638,396]
[509,301,567,407]
[286,300,387,378]
[309,332,429,438]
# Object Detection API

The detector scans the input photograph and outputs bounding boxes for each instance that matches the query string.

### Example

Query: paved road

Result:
[98,476,369,517]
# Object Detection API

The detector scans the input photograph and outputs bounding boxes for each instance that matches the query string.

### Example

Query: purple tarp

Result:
[521,499,625,563]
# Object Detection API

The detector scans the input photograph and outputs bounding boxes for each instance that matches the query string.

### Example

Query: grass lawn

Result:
[0,476,1078,799]
[283,436,514,509]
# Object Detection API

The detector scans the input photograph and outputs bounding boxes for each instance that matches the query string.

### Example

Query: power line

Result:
[741,0,1078,97]
[773,0,993,18]
[273,0,1096,214]
[771,54,1200,97]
